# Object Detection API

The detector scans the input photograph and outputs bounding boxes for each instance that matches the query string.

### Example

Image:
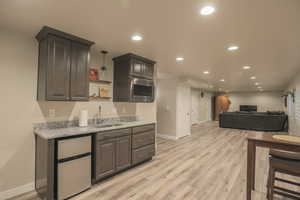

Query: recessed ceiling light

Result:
[227,45,239,51]
[131,35,142,41]
[203,71,210,74]
[176,57,184,62]
[257,86,262,89]
[243,66,251,70]
[200,6,215,16]
[255,82,260,86]
[220,79,225,82]
[250,76,256,80]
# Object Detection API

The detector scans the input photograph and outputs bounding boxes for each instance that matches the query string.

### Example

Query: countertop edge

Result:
[34,121,156,140]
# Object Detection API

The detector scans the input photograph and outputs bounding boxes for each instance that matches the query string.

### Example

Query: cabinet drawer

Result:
[97,128,130,141]
[58,136,91,160]
[132,130,155,149]
[132,124,155,135]
[132,144,155,165]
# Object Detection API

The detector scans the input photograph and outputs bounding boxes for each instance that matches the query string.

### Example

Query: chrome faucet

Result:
[98,105,102,119]
[94,105,102,124]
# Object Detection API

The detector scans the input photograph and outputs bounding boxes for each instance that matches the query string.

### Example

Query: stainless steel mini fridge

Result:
[57,136,91,200]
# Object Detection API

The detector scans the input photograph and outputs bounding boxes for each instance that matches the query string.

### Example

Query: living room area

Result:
[216,91,288,132]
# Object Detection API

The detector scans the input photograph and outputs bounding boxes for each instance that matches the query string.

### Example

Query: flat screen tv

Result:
[240,105,257,112]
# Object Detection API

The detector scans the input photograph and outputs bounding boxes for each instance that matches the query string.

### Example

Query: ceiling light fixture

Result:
[200,6,215,16]
[131,35,142,41]
[255,82,260,86]
[203,71,210,74]
[243,66,251,70]
[250,76,256,80]
[220,79,225,82]
[227,45,239,51]
[176,57,184,62]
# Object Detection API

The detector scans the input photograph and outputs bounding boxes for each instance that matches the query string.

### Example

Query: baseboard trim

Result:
[0,182,35,200]
[157,134,178,140]
[192,120,211,126]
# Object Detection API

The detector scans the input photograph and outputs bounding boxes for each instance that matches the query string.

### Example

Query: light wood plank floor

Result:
[11,122,299,200]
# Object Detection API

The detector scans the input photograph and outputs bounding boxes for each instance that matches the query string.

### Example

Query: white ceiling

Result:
[1,0,300,92]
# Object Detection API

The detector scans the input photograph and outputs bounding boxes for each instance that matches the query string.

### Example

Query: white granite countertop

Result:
[34,120,156,140]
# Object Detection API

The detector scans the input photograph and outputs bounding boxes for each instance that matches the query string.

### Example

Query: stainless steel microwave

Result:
[130,77,155,102]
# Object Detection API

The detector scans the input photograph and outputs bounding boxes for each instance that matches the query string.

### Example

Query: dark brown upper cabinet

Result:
[36,26,94,101]
[113,53,156,102]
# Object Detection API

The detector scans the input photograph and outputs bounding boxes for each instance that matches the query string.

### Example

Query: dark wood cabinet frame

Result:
[36,26,94,101]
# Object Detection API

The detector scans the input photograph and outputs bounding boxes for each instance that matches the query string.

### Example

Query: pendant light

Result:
[100,50,108,79]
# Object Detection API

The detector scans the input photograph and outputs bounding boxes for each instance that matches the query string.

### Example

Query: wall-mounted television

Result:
[240,105,257,112]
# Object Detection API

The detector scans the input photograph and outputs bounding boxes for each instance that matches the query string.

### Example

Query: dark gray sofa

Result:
[219,112,288,132]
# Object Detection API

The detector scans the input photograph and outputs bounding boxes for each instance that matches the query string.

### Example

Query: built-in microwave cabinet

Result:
[131,58,154,79]
[36,26,94,101]
[113,53,156,102]
[113,53,155,80]
[130,58,154,79]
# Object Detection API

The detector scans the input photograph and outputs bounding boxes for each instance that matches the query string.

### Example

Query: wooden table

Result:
[247,132,300,200]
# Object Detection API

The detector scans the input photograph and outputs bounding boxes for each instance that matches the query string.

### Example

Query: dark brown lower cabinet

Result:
[95,132,132,181]
[132,144,155,165]
[116,136,132,171]
[94,124,156,182]
[95,139,116,180]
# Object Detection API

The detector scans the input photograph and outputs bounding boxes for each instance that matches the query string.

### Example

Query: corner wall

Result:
[285,70,300,136]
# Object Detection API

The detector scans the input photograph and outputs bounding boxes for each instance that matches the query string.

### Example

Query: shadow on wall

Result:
[38,101,76,121]
[113,102,137,117]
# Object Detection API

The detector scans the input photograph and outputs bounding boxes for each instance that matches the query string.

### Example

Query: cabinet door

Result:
[132,144,155,165]
[143,63,154,79]
[96,139,116,180]
[116,136,132,171]
[70,42,89,101]
[131,59,144,76]
[47,35,71,100]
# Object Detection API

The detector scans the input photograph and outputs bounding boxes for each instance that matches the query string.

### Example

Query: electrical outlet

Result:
[49,109,56,118]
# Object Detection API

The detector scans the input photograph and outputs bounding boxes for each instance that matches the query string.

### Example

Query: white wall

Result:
[191,89,212,124]
[157,77,213,140]
[176,83,191,138]
[156,78,178,139]
[285,70,300,136]
[227,91,284,112]
[0,29,156,196]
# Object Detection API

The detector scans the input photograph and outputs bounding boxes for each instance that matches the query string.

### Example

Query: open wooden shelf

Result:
[89,79,112,84]
[89,96,112,101]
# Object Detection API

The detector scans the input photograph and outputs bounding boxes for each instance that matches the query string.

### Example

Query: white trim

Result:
[192,120,210,126]
[198,120,210,124]
[0,182,35,200]
[157,134,178,140]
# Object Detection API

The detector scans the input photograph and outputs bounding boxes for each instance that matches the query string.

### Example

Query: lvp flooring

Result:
[11,122,299,200]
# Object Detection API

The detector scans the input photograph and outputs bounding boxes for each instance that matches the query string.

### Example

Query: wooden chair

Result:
[267,149,300,200]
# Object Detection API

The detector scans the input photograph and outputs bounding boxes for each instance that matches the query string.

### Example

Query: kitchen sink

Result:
[94,123,123,128]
